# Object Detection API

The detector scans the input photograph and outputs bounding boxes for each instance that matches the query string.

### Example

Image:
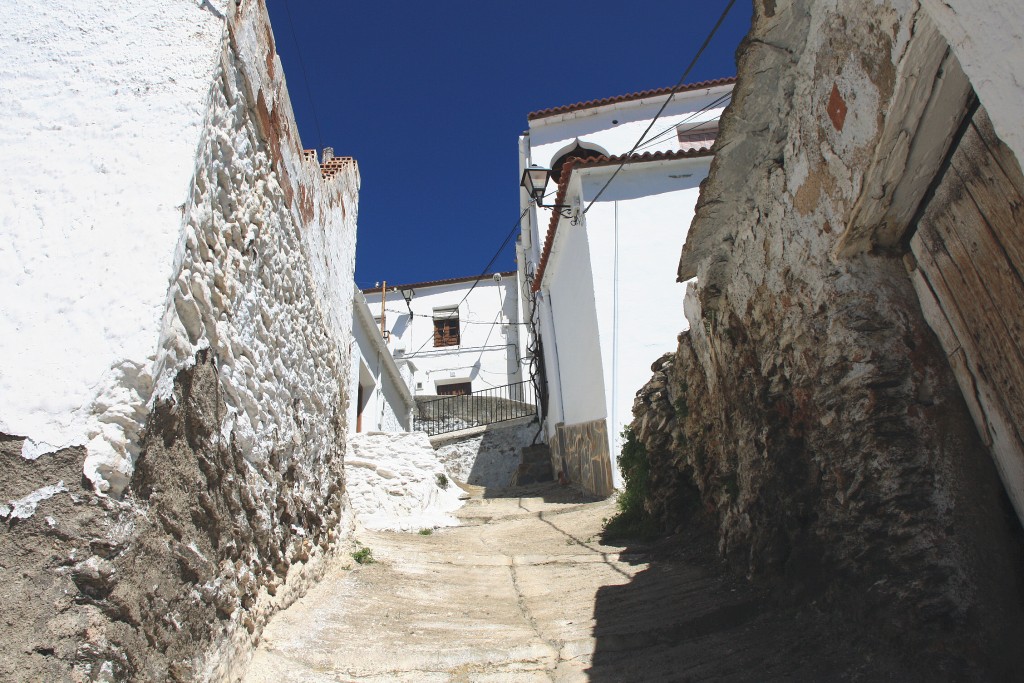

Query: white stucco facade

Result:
[364,273,523,396]
[517,82,732,488]
[350,290,415,433]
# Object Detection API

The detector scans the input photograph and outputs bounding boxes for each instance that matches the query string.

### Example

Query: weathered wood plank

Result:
[912,213,1024,431]
[949,123,1024,281]
[908,262,992,449]
[939,162,1024,354]
[838,12,973,256]
[910,233,1024,498]
[970,107,1024,199]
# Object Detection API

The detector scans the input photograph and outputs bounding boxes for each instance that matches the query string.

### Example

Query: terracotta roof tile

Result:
[362,271,517,295]
[532,148,714,292]
[527,77,736,122]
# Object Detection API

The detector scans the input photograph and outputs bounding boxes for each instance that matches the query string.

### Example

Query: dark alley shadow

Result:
[586,526,918,682]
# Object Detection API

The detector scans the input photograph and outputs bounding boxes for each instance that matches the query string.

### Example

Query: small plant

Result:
[352,545,375,564]
[419,528,433,536]
[435,472,449,490]
[602,426,658,540]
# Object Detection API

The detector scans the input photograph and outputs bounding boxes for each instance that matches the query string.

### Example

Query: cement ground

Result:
[242,483,910,682]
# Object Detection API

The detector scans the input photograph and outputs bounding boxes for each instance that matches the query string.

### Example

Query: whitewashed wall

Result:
[0,0,228,481]
[0,0,360,677]
[521,85,731,265]
[365,275,522,394]
[350,290,414,433]
[583,158,710,464]
[540,175,608,429]
[520,85,730,488]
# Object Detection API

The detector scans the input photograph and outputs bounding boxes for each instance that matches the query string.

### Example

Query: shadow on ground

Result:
[586,524,918,682]
[480,481,602,505]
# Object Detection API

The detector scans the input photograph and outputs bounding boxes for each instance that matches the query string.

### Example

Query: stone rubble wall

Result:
[432,417,540,488]
[631,0,1024,676]
[347,432,465,531]
[0,1,359,680]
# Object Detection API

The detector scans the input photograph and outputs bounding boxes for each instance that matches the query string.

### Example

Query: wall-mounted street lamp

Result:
[520,165,575,219]
[398,286,415,313]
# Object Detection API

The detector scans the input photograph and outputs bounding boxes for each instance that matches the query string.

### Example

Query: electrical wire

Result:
[583,0,738,214]
[281,0,324,152]
[633,92,733,152]
[381,308,530,325]
[395,207,531,360]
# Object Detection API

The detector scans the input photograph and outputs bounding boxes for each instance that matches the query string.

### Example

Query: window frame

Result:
[432,307,460,347]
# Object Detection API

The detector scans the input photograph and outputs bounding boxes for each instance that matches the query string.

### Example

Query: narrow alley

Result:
[242,483,909,682]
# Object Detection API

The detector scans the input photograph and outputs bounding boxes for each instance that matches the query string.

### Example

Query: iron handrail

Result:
[414,380,537,436]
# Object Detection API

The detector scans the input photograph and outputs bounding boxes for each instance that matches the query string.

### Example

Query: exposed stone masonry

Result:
[630,0,1024,676]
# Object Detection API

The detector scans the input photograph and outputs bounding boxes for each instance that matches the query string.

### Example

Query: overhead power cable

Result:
[633,92,733,151]
[583,0,738,214]
[399,207,530,359]
[281,0,324,151]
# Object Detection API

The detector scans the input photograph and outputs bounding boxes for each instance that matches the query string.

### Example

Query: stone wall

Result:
[631,0,1023,676]
[550,419,614,498]
[0,1,358,680]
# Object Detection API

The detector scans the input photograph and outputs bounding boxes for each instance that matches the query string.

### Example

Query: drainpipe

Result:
[612,200,620,456]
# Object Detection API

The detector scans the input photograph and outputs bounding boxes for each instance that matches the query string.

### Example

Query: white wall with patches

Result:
[0,0,359,503]
[0,0,229,483]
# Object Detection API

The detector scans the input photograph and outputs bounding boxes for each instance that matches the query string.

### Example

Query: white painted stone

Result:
[346,432,465,531]
[0,0,359,498]
[0,0,227,478]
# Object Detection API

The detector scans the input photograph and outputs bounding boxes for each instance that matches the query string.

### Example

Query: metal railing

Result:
[415,380,538,436]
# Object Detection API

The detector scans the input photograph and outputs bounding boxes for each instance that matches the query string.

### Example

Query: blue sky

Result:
[263,1,752,290]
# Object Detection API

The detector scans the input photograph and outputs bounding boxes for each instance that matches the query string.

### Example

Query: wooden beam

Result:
[836,13,974,256]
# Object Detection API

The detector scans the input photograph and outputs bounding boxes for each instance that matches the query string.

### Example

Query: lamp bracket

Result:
[536,200,579,224]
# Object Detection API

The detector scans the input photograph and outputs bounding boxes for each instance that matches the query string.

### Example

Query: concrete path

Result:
[242,483,905,682]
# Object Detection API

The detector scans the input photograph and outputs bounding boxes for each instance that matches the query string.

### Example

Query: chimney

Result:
[322,147,334,162]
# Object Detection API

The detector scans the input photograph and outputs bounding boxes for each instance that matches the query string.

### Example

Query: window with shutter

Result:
[432,308,460,347]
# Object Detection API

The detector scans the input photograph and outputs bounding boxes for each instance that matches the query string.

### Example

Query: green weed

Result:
[352,546,375,564]
[602,426,658,540]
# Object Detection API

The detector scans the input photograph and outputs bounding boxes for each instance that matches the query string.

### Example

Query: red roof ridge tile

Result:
[532,148,714,292]
[527,77,736,122]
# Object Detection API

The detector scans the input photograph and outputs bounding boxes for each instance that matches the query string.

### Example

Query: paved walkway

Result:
[242,483,903,682]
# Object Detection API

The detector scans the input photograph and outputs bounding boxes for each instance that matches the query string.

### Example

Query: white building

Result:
[363,272,523,397]
[516,79,735,496]
[350,289,416,433]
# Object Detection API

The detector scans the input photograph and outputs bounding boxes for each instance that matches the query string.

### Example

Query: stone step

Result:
[510,444,553,486]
